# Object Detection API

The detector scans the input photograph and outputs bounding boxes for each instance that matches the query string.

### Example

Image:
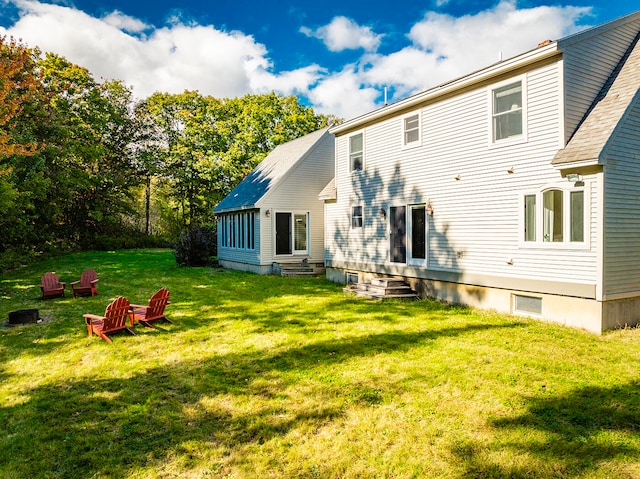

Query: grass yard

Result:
[1,249,639,478]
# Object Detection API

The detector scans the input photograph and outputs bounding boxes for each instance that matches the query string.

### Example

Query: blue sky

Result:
[0,0,636,119]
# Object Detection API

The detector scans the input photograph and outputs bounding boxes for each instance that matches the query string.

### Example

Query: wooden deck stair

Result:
[277,262,317,277]
[344,277,418,299]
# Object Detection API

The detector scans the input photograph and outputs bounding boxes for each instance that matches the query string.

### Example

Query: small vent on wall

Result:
[513,294,542,316]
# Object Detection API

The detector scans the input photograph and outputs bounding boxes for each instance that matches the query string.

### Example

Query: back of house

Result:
[325,10,640,333]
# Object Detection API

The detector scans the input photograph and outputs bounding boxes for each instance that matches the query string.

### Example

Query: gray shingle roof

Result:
[553,32,640,166]
[214,127,331,213]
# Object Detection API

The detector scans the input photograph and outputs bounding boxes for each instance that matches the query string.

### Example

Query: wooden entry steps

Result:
[276,262,317,277]
[344,277,418,299]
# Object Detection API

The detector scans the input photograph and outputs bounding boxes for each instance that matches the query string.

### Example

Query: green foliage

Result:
[0,249,639,478]
[0,39,335,262]
[173,224,217,266]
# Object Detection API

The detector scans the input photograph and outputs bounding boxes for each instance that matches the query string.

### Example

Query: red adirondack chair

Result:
[40,272,66,299]
[130,288,171,328]
[84,296,135,343]
[71,269,99,298]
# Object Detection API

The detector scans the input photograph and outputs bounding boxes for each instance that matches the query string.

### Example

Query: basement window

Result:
[513,294,542,316]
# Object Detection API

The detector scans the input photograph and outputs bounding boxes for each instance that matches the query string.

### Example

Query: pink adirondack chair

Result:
[40,272,66,299]
[71,269,99,298]
[84,296,134,343]
[130,288,171,328]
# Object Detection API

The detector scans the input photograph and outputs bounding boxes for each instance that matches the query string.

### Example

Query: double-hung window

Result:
[492,80,524,143]
[402,113,421,147]
[522,185,586,246]
[351,206,363,228]
[349,133,363,172]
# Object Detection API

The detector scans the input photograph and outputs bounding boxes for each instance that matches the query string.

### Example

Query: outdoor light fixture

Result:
[265,209,271,217]
[426,201,434,216]
[379,208,386,218]
[566,173,581,182]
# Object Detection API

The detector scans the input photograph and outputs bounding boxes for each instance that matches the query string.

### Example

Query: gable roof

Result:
[553,30,640,167]
[214,127,331,213]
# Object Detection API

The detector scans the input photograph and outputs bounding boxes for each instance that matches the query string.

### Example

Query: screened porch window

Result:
[492,81,523,142]
[220,211,256,250]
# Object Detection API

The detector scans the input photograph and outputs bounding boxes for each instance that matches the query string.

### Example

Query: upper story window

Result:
[522,185,586,247]
[492,80,524,143]
[403,113,421,147]
[351,205,363,228]
[349,133,363,172]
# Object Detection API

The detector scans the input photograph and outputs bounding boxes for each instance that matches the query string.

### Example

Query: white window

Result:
[492,80,525,143]
[349,133,363,172]
[521,186,587,247]
[402,113,421,147]
[351,206,363,228]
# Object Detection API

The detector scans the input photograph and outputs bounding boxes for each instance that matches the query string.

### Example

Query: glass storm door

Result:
[293,213,308,254]
[409,205,426,265]
[275,212,292,255]
[390,206,407,263]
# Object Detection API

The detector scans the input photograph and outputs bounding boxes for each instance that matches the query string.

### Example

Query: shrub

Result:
[173,224,217,266]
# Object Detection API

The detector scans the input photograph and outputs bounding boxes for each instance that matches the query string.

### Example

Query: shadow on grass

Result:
[0,321,521,477]
[452,381,640,478]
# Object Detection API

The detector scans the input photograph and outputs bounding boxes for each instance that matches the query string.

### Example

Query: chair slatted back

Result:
[41,272,61,290]
[102,297,131,332]
[80,269,97,288]
[146,288,170,319]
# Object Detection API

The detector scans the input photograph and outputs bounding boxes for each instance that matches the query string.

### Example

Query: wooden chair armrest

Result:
[70,281,80,286]
[129,304,147,309]
[83,314,104,323]
[90,279,99,285]
[59,282,66,287]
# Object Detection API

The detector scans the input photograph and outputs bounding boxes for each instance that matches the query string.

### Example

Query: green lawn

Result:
[1,249,639,478]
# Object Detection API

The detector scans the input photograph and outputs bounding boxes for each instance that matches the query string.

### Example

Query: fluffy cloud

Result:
[310,0,591,118]
[0,0,321,99]
[0,0,593,120]
[300,16,383,52]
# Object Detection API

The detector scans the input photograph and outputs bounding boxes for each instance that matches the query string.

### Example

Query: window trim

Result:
[349,131,365,173]
[489,76,528,147]
[519,182,590,249]
[401,111,422,149]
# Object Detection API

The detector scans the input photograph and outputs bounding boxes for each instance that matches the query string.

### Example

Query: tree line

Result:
[0,37,336,270]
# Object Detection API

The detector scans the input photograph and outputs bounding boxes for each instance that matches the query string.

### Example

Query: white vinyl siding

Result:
[260,134,334,264]
[602,97,640,296]
[561,17,640,142]
[326,59,598,288]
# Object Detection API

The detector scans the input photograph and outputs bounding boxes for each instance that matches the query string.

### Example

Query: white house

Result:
[214,127,334,275]
[324,10,640,333]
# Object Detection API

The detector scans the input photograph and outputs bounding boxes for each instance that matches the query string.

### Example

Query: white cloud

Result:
[305,1,591,118]
[0,0,323,99]
[0,0,594,120]
[101,10,151,34]
[301,16,382,52]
